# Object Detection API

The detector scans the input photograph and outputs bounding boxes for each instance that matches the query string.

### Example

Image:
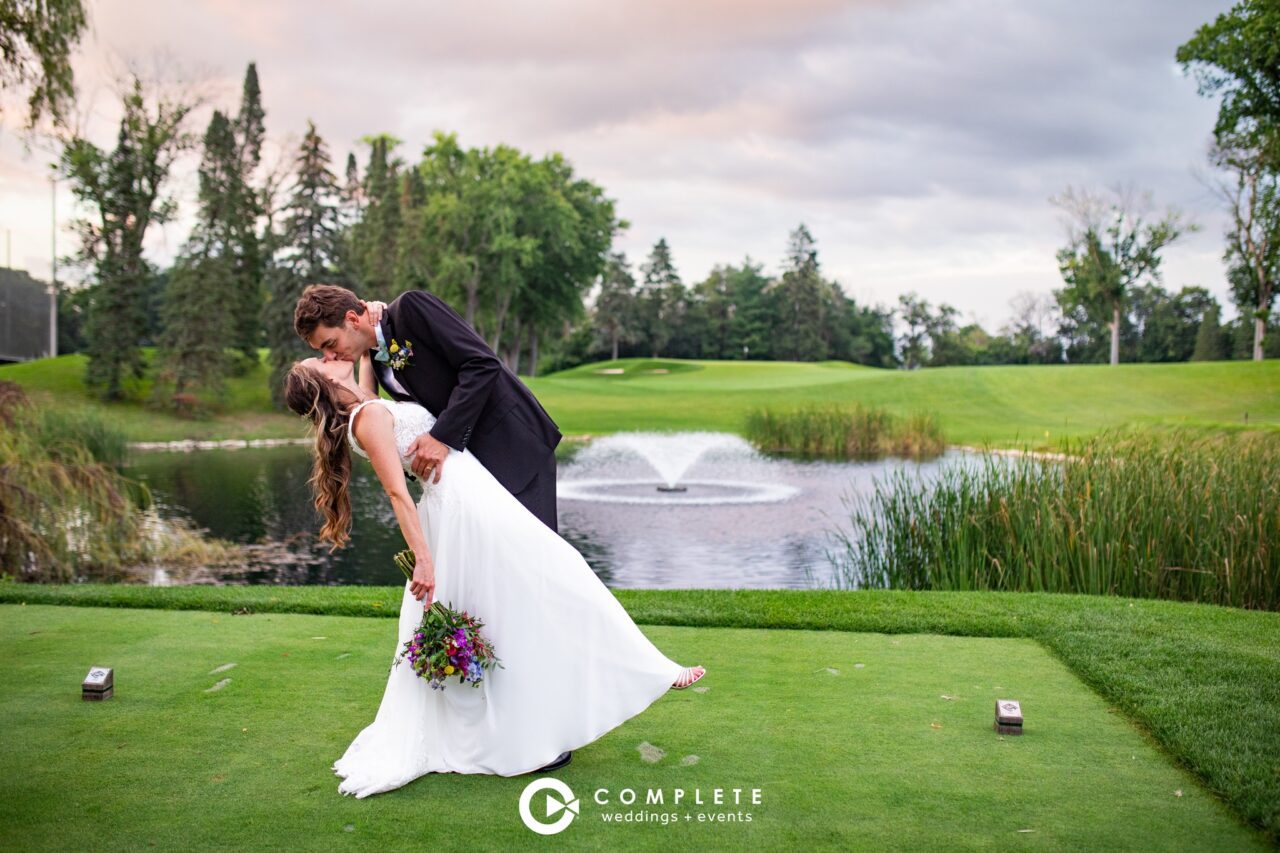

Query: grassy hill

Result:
[531,357,1280,447]
[1,353,1277,448]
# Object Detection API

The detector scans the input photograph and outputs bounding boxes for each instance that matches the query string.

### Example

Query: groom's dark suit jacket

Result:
[371,290,562,500]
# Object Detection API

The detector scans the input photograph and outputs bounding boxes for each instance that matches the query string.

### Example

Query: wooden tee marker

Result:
[994,699,1023,735]
[82,667,113,701]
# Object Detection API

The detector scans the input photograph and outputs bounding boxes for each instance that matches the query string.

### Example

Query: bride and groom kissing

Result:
[283,284,706,797]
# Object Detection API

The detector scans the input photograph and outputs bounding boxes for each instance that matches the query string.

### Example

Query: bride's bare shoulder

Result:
[351,400,394,442]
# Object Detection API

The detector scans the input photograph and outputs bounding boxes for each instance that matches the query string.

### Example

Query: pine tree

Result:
[1191,304,1229,361]
[228,62,267,365]
[638,238,684,357]
[155,110,241,403]
[394,167,428,293]
[771,224,829,361]
[342,152,362,223]
[348,135,401,301]
[264,120,343,405]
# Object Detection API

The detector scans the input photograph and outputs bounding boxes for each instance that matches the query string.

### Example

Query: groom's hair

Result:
[294,284,365,339]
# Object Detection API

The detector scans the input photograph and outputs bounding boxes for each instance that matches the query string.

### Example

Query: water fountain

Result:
[557,431,800,506]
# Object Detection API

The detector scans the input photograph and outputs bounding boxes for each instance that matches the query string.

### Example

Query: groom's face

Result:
[306,310,367,363]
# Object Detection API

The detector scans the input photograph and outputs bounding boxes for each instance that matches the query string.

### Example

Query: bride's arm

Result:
[358,356,377,395]
[351,404,436,605]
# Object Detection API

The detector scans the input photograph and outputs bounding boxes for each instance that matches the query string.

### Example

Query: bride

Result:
[283,356,705,797]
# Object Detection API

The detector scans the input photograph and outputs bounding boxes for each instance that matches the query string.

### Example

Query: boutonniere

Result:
[388,338,414,370]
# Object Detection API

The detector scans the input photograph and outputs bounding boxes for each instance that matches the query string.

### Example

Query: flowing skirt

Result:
[332,448,685,797]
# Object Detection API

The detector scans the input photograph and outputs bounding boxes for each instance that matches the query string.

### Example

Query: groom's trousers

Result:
[511,450,558,534]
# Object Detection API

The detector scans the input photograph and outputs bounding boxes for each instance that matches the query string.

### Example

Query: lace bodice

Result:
[348,398,438,470]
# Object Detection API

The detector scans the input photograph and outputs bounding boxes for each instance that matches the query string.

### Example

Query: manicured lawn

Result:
[2,354,1277,449]
[2,586,1277,847]
[531,358,1280,449]
[1,597,1272,850]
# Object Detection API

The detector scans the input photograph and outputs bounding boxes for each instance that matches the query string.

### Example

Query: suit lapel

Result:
[373,315,412,400]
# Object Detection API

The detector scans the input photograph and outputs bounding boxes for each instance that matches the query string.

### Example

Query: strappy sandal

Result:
[671,666,706,690]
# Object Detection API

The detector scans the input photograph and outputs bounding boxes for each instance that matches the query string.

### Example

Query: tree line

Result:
[53,63,623,408]
[551,225,1275,375]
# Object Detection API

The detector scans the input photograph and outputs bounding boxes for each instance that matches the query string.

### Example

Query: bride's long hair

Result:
[284,362,353,552]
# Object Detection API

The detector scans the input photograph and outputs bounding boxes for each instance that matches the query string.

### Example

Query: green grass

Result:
[830,427,1280,610]
[4,354,1276,448]
[532,358,1280,449]
[0,352,300,442]
[2,592,1275,850]
[1,586,1277,847]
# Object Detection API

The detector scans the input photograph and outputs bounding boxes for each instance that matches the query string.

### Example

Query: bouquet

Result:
[391,549,503,690]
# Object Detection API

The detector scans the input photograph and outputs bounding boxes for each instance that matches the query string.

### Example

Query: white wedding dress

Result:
[331,398,686,797]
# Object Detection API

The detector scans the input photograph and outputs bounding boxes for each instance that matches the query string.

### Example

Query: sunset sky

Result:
[0,0,1237,330]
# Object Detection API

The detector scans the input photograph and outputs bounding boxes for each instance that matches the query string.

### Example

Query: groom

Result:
[295,284,573,774]
[293,284,563,534]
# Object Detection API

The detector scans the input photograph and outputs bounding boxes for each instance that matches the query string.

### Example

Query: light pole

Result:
[49,168,57,358]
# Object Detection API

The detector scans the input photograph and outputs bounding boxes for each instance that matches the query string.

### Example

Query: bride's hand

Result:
[362,300,388,325]
[410,559,436,609]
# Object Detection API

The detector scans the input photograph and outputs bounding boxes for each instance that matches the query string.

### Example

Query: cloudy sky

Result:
[0,0,1238,329]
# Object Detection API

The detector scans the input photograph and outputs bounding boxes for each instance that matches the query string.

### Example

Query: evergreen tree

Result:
[771,224,829,361]
[394,167,429,295]
[228,62,267,364]
[155,110,242,402]
[637,238,684,357]
[348,135,402,301]
[1192,303,1229,361]
[235,63,265,173]
[264,120,344,405]
[342,151,362,219]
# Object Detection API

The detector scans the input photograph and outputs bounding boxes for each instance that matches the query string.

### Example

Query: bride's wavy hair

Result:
[283,362,353,552]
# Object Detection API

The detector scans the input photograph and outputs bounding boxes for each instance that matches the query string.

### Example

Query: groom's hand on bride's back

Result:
[408,432,450,483]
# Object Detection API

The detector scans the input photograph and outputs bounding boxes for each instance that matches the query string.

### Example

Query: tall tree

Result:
[0,0,88,128]
[508,152,620,373]
[61,77,194,399]
[224,62,266,365]
[1192,303,1230,361]
[923,303,966,366]
[771,224,830,361]
[264,120,343,405]
[896,292,931,369]
[1051,185,1194,365]
[347,134,401,301]
[154,110,241,401]
[1211,142,1279,360]
[1177,1,1280,163]
[637,238,685,357]
[593,252,639,361]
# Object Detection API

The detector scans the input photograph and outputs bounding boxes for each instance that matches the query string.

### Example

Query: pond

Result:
[125,432,980,589]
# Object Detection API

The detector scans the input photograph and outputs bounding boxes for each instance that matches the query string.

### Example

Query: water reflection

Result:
[126,440,973,589]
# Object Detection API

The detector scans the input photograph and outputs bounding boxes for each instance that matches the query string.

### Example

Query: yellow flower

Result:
[444,665,455,675]
[389,341,400,353]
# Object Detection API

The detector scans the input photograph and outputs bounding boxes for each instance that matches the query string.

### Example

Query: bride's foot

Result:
[671,666,706,690]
